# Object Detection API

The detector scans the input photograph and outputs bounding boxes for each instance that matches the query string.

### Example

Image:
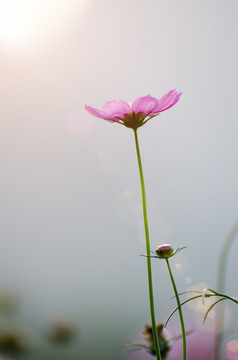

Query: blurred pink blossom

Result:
[167,330,215,360]
[85,90,181,129]
[127,329,215,360]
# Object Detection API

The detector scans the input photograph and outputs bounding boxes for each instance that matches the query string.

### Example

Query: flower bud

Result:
[141,323,170,357]
[155,244,174,259]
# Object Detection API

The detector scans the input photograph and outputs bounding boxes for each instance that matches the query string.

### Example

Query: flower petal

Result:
[102,100,131,119]
[152,90,182,114]
[84,105,104,118]
[157,90,178,108]
[132,95,159,115]
[84,104,115,122]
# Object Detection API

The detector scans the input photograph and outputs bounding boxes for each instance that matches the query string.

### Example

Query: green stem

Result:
[215,219,238,359]
[165,258,186,360]
[133,129,162,360]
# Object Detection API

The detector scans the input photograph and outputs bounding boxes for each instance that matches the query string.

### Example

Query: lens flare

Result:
[0,0,87,49]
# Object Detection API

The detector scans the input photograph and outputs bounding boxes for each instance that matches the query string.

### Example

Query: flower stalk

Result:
[165,257,187,360]
[133,129,162,360]
[215,219,238,359]
[85,90,181,360]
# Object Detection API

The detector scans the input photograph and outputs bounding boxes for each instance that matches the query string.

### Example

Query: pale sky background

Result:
[1,1,238,359]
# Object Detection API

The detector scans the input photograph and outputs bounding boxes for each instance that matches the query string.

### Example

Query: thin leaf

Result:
[173,247,187,255]
[164,295,202,328]
[169,329,194,344]
[203,297,226,323]
[208,289,238,305]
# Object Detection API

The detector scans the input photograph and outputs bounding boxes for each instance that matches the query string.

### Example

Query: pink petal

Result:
[85,105,105,118]
[159,90,178,107]
[156,90,176,108]
[102,100,131,119]
[152,90,182,114]
[84,104,114,122]
[132,95,159,115]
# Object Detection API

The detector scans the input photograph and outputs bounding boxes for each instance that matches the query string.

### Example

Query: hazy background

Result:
[1,0,238,359]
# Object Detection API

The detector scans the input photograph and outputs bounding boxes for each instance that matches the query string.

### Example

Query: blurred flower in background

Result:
[0,289,37,357]
[0,290,19,315]
[166,329,215,360]
[46,319,76,344]
[0,289,79,358]
[0,319,37,357]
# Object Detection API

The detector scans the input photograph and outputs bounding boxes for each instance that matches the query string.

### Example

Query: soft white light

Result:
[0,7,30,47]
[227,340,238,359]
[0,0,86,48]
[175,262,182,270]
[98,151,106,160]
[185,276,192,284]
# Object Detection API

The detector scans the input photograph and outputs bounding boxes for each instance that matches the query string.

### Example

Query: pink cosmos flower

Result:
[85,90,181,130]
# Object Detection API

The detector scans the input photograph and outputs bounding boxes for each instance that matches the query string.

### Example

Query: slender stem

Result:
[133,129,162,360]
[215,219,238,359]
[165,258,186,360]
[217,220,238,293]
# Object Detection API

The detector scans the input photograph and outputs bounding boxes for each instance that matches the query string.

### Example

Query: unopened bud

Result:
[155,244,174,259]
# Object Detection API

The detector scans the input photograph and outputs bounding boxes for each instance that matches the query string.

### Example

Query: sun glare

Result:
[1,12,30,47]
[0,0,85,49]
